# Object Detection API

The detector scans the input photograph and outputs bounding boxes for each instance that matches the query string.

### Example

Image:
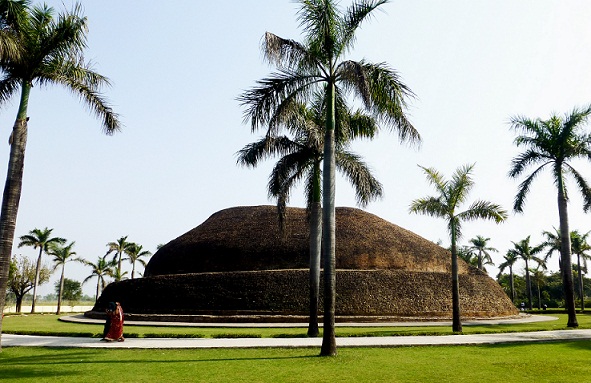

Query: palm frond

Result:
[238,70,320,131]
[337,60,419,145]
[340,0,388,53]
[457,200,508,224]
[513,163,548,213]
[335,149,383,207]
[409,196,446,218]
[565,163,591,212]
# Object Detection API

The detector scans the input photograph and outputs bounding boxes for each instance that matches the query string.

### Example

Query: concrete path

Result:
[3,329,591,349]
[3,314,590,349]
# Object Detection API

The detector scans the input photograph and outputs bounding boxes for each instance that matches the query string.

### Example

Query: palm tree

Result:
[106,236,131,281]
[17,227,65,312]
[47,241,76,314]
[510,236,545,311]
[509,105,591,327]
[570,230,591,311]
[237,92,382,337]
[0,1,120,338]
[497,249,519,303]
[457,245,478,268]
[123,243,151,279]
[468,235,497,271]
[239,0,418,356]
[409,164,507,332]
[541,228,562,273]
[79,255,115,302]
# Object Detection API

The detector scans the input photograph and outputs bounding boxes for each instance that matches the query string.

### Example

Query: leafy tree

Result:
[79,255,115,302]
[468,235,497,271]
[106,236,132,281]
[509,105,591,327]
[497,249,520,303]
[510,236,545,310]
[409,164,507,332]
[54,278,82,305]
[123,243,151,279]
[17,227,65,313]
[47,241,76,314]
[0,1,120,343]
[570,230,591,311]
[237,92,382,337]
[7,255,49,313]
[239,0,417,356]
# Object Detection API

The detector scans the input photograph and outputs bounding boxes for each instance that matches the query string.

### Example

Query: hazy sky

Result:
[3,1,591,298]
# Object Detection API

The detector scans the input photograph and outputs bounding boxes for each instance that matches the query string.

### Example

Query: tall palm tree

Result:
[239,0,418,356]
[468,235,497,271]
[497,249,519,303]
[106,236,131,281]
[237,92,382,337]
[409,164,507,332]
[47,241,76,314]
[17,227,65,312]
[79,255,115,302]
[509,105,591,327]
[570,230,591,311]
[123,243,151,279]
[0,1,120,339]
[510,236,545,310]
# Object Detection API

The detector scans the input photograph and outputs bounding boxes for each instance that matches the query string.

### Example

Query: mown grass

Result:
[2,312,591,338]
[1,342,591,382]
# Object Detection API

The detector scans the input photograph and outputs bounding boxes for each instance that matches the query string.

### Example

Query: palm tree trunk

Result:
[95,279,100,303]
[557,177,578,327]
[450,220,462,332]
[57,264,65,315]
[509,267,515,303]
[0,83,31,346]
[320,81,337,356]
[525,260,532,310]
[536,280,541,310]
[31,247,43,313]
[477,249,483,270]
[578,255,585,312]
[308,200,322,337]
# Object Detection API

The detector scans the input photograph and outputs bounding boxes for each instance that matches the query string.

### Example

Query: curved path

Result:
[4,314,591,348]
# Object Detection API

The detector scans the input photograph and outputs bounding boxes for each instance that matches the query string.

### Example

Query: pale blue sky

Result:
[3,1,591,297]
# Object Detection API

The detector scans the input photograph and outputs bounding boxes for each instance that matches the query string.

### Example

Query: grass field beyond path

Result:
[1,342,591,383]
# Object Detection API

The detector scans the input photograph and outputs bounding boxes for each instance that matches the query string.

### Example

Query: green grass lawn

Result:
[1,342,590,383]
[2,312,591,338]
[2,313,591,382]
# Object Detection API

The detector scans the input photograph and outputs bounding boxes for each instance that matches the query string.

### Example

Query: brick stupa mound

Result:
[91,206,518,321]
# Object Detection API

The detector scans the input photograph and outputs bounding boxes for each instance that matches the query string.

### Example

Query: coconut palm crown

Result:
[409,164,507,332]
[509,105,591,327]
[238,0,418,356]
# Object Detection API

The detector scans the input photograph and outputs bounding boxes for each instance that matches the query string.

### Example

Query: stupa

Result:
[90,205,518,321]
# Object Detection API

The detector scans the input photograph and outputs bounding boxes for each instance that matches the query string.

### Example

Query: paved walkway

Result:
[4,329,591,348]
[4,314,591,349]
